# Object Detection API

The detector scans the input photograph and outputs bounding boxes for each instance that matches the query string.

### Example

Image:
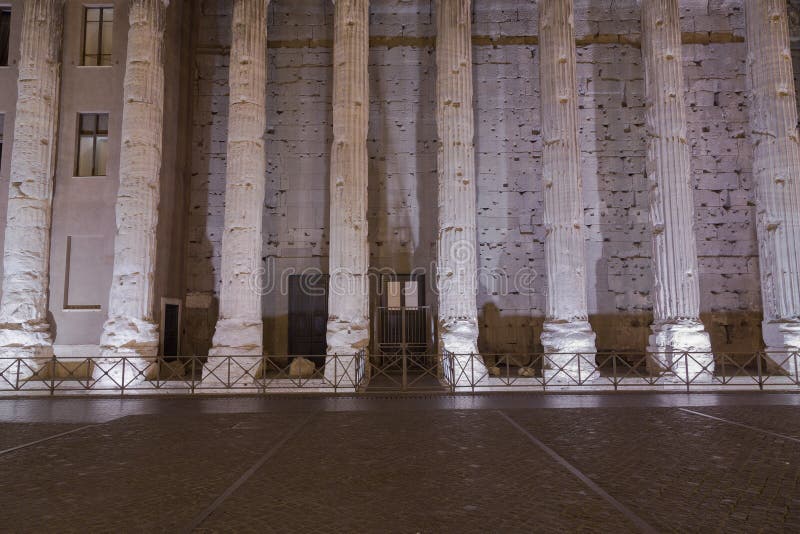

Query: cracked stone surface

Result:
[538,0,597,368]
[641,0,712,373]
[207,0,270,383]
[99,0,169,363]
[0,0,65,375]
[326,0,371,357]
[745,0,800,364]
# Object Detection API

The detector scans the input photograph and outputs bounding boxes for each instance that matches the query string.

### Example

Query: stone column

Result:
[0,0,65,382]
[641,0,713,378]
[99,0,169,381]
[203,0,269,387]
[745,0,800,373]
[326,0,370,386]
[435,0,487,384]
[538,0,597,379]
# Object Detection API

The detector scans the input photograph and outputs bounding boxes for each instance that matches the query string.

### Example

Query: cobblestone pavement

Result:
[0,422,88,451]
[0,394,798,532]
[509,407,800,533]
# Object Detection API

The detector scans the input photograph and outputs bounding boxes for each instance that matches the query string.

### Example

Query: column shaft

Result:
[0,0,65,368]
[326,0,370,356]
[641,0,712,374]
[100,0,168,359]
[745,0,800,366]
[435,0,482,363]
[538,0,597,362]
[208,0,269,358]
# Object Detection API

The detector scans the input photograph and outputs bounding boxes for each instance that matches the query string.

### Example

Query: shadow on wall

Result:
[585,7,653,353]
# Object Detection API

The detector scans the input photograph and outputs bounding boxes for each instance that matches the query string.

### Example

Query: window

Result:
[0,8,10,67]
[82,6,113,66]
[76,113,108,177]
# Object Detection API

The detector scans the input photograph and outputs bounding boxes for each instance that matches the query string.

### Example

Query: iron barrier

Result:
[0,350,798,395]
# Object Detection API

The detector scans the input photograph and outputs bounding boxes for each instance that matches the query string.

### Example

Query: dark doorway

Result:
[288,274,328,366]
[162,303,180,357]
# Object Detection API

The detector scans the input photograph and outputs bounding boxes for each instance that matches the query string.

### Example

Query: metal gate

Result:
[368,306,447,391]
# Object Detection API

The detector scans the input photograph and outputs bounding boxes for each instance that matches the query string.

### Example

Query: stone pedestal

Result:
[745,0,800,376]
[98,0,169,385]
[204,0,270,386]
[325,0,371,388]
[641,0,713,380]
[434,0,488,386]
[0,0,65,384]
[538,0,597,382]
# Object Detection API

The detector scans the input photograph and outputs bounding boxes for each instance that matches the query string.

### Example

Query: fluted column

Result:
[326,0,370,368]
[745,0,800,373]
[0,0,65,380]
[641,0,713,378]
[538,0,597,378]
[99,0,169,367]
[204,0,269,386]
[435,0,487,383]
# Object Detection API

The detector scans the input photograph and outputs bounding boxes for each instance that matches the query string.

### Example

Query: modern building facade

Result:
[0,0,799,382]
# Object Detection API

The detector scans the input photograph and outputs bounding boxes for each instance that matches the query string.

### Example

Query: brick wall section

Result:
[185,0,800,356]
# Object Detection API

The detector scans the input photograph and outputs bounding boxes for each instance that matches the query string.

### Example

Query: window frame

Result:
[75,112,109,178]
[81,5,114,67]
[0,6,11,68]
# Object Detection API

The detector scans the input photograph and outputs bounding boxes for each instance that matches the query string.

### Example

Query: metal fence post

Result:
[757,350,764,390]
[49,354,56,396]
[612,353,618,391]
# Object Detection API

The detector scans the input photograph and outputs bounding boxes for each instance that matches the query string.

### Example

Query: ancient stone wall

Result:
[184,0,800,356]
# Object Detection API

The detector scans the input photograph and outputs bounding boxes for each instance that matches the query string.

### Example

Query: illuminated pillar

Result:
[538,0,597,378]
[326,0,370,356]
[99,0,169,373]
[435,0,488,383]
[0,0,65,380]
[745,0,800,373]
[641,0,713,378]
[204,0,270,386]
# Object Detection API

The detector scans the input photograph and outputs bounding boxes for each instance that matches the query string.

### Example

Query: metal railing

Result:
[1,350,799,395]
[365,353,448,392]
[0,352,367,395]
[442,351,800,392]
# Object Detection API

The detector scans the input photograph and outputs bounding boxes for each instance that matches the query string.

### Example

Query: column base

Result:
[541,320,597,383]
[0,322,54,386]
[92,355,157,390]
[202,355,264,389]
[205,318,264,387]
[325,315,369,389]
[647,320,714,381]
[763,320,800,376]
[323,354,362,390]
[209,318,263,357]
[326,316,370,356]
[96,317,159,390]
[439,319,488,388]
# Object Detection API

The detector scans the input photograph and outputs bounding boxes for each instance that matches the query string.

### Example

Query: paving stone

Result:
[0,423,89,451]
[507,408,800,532]
[199,410,637,533]
[0,413,303,532]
